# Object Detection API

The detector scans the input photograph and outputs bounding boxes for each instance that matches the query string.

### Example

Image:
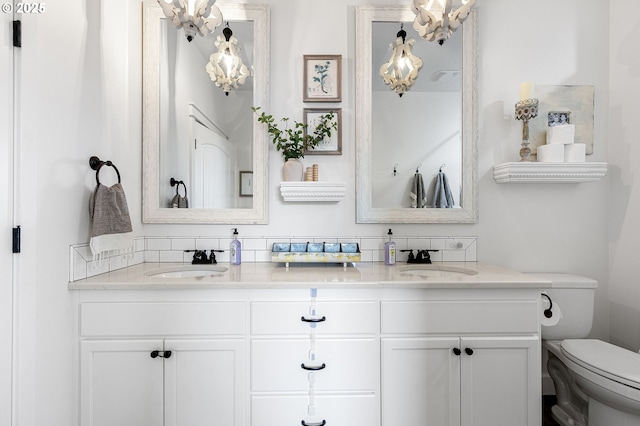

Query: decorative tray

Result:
[271,242,361,266]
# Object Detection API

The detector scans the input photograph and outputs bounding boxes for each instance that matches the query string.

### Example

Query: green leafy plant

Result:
[252,106,337,160]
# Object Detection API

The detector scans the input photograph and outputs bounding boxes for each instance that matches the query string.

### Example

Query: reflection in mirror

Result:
[143,1,269,224]
[355,5,477,223]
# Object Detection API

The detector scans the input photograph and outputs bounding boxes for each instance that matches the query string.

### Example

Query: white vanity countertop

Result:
[68,262,552,290]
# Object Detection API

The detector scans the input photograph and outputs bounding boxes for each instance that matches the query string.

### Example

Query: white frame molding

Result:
[142,1,270,223]
[355,5,478,223]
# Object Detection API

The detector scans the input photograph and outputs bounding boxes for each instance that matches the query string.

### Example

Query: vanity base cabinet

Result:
[249,298,380,426]
[78,300,247,426]
[380,295,541,426]
[80,338,245,426]
[381,336,539,426]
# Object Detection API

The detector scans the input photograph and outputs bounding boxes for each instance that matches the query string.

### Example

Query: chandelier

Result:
[411,0,476,45]
[157,0,223,42]
[379,24,423,97]
[206,23,251,96]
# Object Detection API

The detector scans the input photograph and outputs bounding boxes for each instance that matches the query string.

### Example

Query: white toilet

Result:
[534,273,640,426]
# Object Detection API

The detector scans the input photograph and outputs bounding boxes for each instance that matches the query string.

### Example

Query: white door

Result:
[80,339,165,426]
[191,119,236,209]
[1,10,14,425]
[164,339,246,426]
[381,337,461,426]
[460,336,540,426]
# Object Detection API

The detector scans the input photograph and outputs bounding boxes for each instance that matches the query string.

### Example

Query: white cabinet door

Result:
[164,339,246,426]
[460,336,540,426]
[381,337,461,426]
[80,339,164,426]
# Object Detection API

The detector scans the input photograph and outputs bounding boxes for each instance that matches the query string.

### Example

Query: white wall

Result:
[15,0,614,424]
[608,0,640,352]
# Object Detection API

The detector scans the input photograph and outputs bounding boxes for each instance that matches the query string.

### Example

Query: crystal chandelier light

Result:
[157,0,223,42]
[379,24,423,97]
[411,0,476,45]
[206,23,251,96]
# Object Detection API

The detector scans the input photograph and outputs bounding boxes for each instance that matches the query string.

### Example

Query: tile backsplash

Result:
[69,235,477,282]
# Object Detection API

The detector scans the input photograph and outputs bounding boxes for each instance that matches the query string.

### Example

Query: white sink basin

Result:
[399,265,478,278]
[145,265,228,279]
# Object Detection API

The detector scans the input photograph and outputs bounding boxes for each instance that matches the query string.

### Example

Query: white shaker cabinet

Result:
[250,298,380,426]
[79,301,247,426]
[382,335,539,426]
[380,294,541,426]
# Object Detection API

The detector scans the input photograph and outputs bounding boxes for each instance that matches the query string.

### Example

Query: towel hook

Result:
[89,156,121,185]
[439,163,446,172]
[416,163,422,173]
[393,163,398,176]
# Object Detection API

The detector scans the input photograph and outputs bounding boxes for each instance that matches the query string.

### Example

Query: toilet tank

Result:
[529,273,598,340]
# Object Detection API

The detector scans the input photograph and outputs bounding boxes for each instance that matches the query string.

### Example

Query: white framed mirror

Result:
[142,1,269,224]
[355,5,477,223]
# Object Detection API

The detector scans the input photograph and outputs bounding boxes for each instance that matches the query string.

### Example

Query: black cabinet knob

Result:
[464,347,474,356]
[453,347,462,356]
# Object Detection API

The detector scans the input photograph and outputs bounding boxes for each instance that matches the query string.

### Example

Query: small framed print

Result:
[303,54,342,102]
[239,171,253,197]
[304,108,342,155]
[548,111,572,127]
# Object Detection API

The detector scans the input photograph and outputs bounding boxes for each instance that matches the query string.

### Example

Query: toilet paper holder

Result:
[541,293,554,318]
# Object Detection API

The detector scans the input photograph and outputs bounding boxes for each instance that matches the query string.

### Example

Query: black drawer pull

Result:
[301,363,326,371]
[465,347,474,356]
[150,350,172,359]
[301,316,326,323]
[302,421,326,426]
[452,347,462,356]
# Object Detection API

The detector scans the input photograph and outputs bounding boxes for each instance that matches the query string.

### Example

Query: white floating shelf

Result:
[493,162,607,183]
[280,181,347,202]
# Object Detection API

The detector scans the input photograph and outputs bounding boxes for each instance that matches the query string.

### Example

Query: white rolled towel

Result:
[565,143,586,162]
[537,144,564,162]
[547,124,575,145]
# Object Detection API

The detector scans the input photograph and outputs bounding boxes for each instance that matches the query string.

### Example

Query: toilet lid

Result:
[561,339,640,389]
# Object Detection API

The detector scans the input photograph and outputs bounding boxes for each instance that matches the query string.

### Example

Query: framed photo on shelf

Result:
[303,54,342,102]
[239,171,253,197]
[304,108,342,155]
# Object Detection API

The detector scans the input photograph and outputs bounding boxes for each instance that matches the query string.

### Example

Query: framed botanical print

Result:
[303,54,342,102]
[303,108,342,155]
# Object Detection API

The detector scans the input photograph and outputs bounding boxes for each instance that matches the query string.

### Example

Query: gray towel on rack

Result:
[410,172,428,208]
[432,171,455,208]
[89,183,134,260]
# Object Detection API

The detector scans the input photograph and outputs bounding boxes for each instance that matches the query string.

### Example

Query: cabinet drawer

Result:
[381,300,538,334]
[251,301,378,335]
[251,394,379,426]
[251,338,378,392]
[81,302,246,337]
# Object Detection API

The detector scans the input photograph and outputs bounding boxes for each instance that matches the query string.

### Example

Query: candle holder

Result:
[515,98,539,161]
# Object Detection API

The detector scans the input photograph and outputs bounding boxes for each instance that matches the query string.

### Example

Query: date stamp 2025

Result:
[2,3,46,14]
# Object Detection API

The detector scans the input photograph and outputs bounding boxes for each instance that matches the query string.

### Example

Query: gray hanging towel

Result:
[432,171,455,208]
[171,180,189,208]
[89,183,134,261]
[410,172,428,208]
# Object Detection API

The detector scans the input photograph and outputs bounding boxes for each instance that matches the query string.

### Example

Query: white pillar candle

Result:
[520,81,535,101]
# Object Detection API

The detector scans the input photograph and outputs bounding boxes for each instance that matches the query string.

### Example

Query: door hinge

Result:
[13,20,22,48]
[12,226,21,253]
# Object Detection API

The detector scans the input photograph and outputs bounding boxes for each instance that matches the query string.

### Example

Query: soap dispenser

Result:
[384,228,396,265]
[230,228,241,265]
